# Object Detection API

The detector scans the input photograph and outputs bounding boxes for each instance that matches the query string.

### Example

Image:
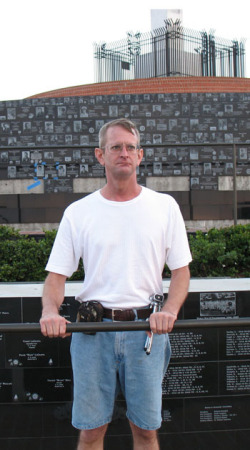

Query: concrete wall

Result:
[0,77,250,231]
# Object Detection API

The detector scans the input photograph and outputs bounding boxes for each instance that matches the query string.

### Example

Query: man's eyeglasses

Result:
[102,144,140,154]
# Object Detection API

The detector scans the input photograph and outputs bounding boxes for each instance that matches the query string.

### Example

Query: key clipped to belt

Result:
[144,294,164,355]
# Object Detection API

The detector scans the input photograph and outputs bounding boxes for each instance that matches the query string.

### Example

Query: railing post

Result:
[233,143,238,226]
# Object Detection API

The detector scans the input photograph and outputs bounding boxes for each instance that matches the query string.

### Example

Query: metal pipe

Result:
[233,143,237,225]
[0,317,250,334]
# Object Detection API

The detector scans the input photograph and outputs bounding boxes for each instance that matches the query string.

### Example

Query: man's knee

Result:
[78,424,108,445]
[130,421,158,442]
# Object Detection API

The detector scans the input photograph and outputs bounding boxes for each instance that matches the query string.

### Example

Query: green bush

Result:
[189,224,250,278]
[0,224,249,282]
[0,226,83,282]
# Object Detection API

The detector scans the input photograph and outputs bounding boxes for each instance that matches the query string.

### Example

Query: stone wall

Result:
[0,78,250,230]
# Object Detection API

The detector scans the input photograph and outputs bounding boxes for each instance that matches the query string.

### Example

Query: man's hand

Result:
[149,310,177,336]
[147,265,190,336]
[40,312,71,338]
[40,273,69,338]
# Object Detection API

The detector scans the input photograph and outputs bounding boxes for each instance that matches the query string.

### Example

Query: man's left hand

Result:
[148,310,177,335]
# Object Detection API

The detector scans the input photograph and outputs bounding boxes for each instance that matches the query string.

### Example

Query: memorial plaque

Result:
[79,163,90,176]
[67,164,79,177]
[54,148,70,162]
[191,162,203,175]
[30,150,43,162]
[22,297,42,323]
[161,398,184,432]
[0,403,43,438]
[170,328,218,362]
[0,334,4,368]
[184,396,250,431]
[0,167,7,179]
[162,362,217,397]
[17,166,34,179]
[5,333,59,368]
[8,150,21,164]
[219,328,250,360]
[212,162,224,175]
[80,148,94,163]
[59,338,72,367]
[23,368,72,402]
[177,146,189,161]
[44,179,73,193]
[92,164,105,177]
[183,292,201,319]
[154,147,167,161]
[43,150,55,161]
[0,369,13,402]
[0,298,22,323]
[42,403,76,437]
[36,135,50,145]
[220,361,250,395]
[200,292,236,318]
[60,297,79,323]
[233,291,250,317]
[183,291,245,320]
[237,163,249,175]
[0,150,9,164]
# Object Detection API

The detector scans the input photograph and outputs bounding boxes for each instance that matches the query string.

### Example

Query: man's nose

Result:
[120,144,129,156]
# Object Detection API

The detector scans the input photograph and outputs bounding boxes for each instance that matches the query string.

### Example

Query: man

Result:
[40,118,191,450]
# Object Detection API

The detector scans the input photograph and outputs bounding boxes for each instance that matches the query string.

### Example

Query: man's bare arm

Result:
[40,272,70,338]
[149,265,190,334]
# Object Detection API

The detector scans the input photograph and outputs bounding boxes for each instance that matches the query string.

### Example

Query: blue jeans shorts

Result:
[70,319,171,430]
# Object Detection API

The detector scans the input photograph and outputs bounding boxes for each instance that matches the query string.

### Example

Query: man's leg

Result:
[129,421,160,450]
[77,424,108,450]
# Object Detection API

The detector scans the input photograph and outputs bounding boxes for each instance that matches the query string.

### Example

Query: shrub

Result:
[188,224,250,278]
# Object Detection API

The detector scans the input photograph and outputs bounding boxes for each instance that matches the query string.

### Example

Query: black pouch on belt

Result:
[77,301,104,335]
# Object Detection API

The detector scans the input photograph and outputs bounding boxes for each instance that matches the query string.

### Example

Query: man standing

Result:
[40,118,192,449]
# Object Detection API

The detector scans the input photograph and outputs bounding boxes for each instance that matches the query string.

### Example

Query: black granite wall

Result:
[0,287,250,449]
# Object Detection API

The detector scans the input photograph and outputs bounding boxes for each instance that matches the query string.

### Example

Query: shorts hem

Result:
[127,413,161,431]
[72,416,112,430]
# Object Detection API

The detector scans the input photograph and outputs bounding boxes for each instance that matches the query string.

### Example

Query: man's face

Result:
[95,125,143,180]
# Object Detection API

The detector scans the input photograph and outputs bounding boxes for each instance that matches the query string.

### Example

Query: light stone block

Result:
[73,178,106,193]
[0,179,44,194]
[218,176,250,191]
[146,176,189,191]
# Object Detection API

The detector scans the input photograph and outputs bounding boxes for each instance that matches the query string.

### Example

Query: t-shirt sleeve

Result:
[45,212,80,277]
[165,200,192,271]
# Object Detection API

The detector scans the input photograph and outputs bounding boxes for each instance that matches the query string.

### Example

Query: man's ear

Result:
[136,148,144,166]
[95,148,105,166]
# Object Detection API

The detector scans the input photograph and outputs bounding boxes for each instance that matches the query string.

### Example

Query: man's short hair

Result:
[98,118,140,149]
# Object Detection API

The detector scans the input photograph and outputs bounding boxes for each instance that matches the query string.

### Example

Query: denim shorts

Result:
[70,319,171,430]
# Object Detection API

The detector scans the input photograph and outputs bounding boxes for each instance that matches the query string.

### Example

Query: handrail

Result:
[0,317,250,333]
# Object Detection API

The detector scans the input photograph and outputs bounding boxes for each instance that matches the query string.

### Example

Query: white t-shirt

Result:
[46,187,192,308]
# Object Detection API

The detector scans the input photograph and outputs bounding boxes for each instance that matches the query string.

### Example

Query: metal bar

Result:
[233,143,238,226]
[1,317,250,334]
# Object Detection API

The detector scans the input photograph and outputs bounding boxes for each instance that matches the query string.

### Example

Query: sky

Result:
[0,0,249,101]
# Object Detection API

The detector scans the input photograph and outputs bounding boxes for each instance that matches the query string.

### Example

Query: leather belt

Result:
[103,307,151,321]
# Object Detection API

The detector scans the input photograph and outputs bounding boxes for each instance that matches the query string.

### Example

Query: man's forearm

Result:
[162,265,190,317]
[42,272,67,315]
[40,272,69,338]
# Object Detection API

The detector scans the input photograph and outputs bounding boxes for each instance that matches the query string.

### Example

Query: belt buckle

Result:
[112,309,121,321]
[111,309,136,321]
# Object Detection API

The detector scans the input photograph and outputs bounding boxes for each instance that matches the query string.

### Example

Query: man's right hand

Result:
[40,312,71,338]
[40,273,69,338]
